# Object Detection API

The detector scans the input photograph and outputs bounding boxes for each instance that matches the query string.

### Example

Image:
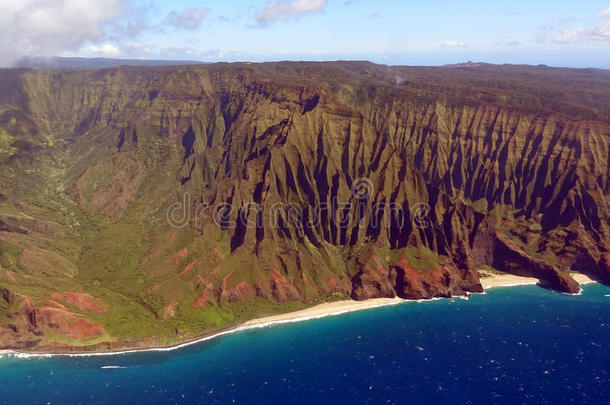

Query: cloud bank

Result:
[0,0,123,66]
[165,8,209,30]
[440,41,467,48]
[542,7,610,44]
[256,0,326,24]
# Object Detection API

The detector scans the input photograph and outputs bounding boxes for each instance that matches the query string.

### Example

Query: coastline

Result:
[0,297,408,359]
[480,273,595,289]
[0,273,597,359]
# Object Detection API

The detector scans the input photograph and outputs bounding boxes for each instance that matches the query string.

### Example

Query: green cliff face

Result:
[0,62,609,351]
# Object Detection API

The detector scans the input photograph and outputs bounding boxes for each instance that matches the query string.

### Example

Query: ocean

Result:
[1,284,609,404]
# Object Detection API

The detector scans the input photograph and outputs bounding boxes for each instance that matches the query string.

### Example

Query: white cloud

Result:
[551,27,587,44]
[86,44,122,57]
[599,7,610,18]
[256,0,326,23]
[440,41,467,48]
[590,7,610,40]
[541,8,610,44]
[0,0,123,66]
[165,8,209,30]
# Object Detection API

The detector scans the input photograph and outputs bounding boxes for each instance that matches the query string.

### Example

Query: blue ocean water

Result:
[1,284,609,405]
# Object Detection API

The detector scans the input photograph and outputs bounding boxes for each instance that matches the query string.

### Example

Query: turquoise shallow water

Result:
[1,284,609,404]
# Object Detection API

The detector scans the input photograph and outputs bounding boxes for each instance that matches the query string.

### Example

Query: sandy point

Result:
[480,272,595,289]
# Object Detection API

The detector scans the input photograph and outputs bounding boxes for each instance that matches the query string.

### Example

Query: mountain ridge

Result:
[13,56,208,71]
[0,61,608,351]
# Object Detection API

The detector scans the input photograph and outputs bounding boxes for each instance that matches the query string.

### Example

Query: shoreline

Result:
[0,274,597,359]
[480,273,595,290]
[1,297,409,359]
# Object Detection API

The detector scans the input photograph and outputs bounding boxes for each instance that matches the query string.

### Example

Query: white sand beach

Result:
[242,297,406,327]
[480,272,595,289]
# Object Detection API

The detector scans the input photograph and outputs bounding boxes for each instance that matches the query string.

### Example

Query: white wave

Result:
[101,366,126,369]
[413,297,443,303]
[0,350,53,360]
[563,286,584,296]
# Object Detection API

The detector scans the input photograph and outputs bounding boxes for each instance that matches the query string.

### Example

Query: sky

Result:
[0,0,609,68]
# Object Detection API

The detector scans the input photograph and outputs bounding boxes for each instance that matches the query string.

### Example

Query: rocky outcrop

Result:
[0,288,106,348]
[350,250,484,300]
[351,252,398,299]
[472,219,581,293]
[492,233,580,293]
